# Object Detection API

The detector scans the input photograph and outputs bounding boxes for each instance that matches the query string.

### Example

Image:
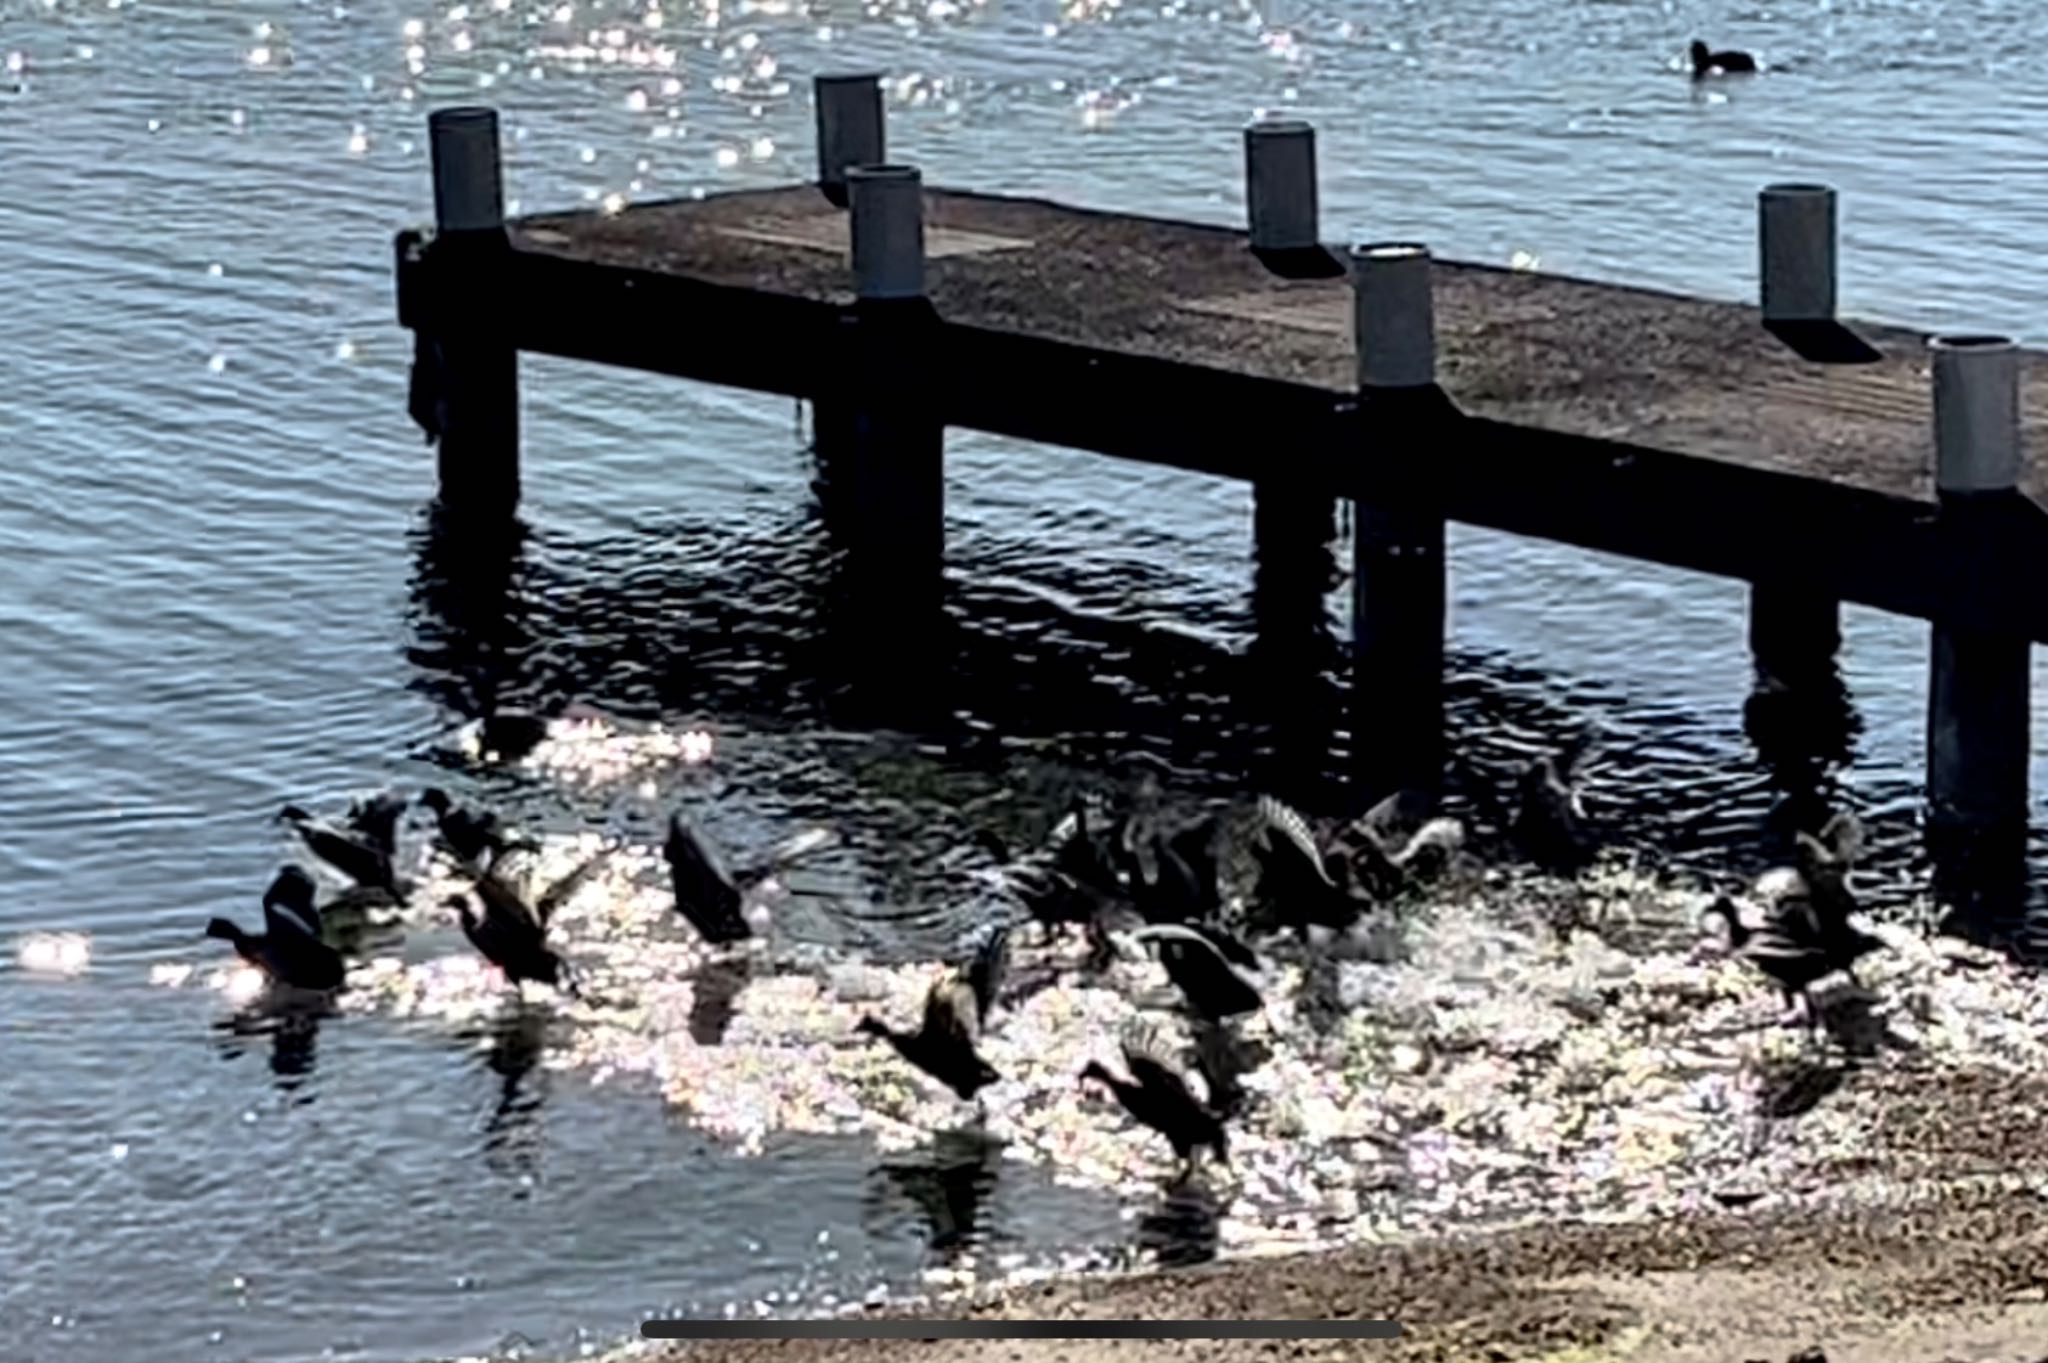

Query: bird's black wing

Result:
[289,818,387,890]
[348,791,409,859]
[536,846,612,928]
[1119,1025,1198,1107]
[1165,816,1222,917]
[965,924,1012,1028]
[1254,795,1335,889]
[923,977,981,1046]
[1353,788,1430,847]
[1189,921,1261,970]
[664,814,750,943]
[473,867,541,932]
[1555,727,1600,783]
[1051,799,1124,896]
[1817,809,1863,865]
[261,867,323,940]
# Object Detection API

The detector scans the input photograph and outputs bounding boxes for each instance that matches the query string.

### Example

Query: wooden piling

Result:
[1926,333,2031,849]
[1758,181,1879,363]
[813,163,946,709]
[1759,183,1837,325]
[1749,183,1854,700]
[1243,117,1341,280]
[1240,115,1341,798]
[1244,119,1316,251]
[815,74,885,209]
[422,106,519,516]
[1349,242,1447,803]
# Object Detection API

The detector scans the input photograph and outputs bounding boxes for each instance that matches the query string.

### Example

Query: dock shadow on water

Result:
[402,498,2040,944]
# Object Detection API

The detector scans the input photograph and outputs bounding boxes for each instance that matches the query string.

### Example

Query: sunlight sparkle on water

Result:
[213,965,268,1006]
[18,932,91,976]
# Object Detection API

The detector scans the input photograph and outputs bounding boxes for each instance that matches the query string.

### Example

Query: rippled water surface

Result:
[7,0,2048,1359]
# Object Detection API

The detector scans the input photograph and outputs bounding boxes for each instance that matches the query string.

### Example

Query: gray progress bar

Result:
[641,1319,1403,1340]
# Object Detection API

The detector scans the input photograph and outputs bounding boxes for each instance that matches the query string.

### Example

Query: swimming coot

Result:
[1690,39,1757,78]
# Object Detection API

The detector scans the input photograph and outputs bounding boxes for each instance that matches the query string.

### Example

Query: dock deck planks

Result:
[511,184,2048,506]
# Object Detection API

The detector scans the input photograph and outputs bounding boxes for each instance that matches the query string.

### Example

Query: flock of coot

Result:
[203,720,1896,1187]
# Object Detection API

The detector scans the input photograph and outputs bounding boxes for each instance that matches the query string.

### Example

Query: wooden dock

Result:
[395,86,2040,859]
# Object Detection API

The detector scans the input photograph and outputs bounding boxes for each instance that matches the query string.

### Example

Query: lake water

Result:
[5,0,2048,1359]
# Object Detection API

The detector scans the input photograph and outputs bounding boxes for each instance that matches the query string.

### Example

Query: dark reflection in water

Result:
[1742,664,1863,859]
[210,990,336,1098]
[1244,489,1343,812]
[400,506,2047,957]
[464,1002,553,1194]
[406,508,540,729]
[865,1126,1005,1257]
[687,957,752,1046]
[1135,1174,1224,1268]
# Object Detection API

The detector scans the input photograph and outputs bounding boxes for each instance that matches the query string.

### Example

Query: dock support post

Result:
[1925,334,2031,900]
[1241,121,1339,801]
[814,163,945,716]
[1746,181,1857,808]
[815,74,885,209]
[421,106,519,517]
[1349,242,1446,805]
[1758,182,1877,363]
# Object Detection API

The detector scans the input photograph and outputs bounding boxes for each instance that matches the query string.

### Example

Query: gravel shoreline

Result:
[569,1058,2048,1363]
[608,1145,2048,1363]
